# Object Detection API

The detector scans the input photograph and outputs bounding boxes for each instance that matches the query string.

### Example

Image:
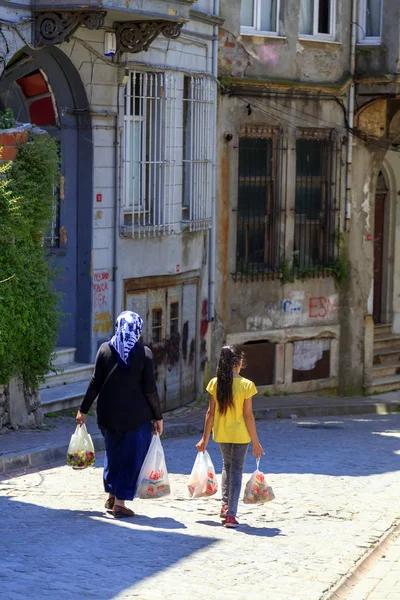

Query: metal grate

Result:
[293,128,342,277]
[182,75,215,231]
[233,126,284,282]
[123,71,176,238]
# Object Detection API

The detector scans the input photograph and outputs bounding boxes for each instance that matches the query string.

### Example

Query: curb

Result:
[0,422,199,476]
[253,401,400,420]
[324,520,400,599]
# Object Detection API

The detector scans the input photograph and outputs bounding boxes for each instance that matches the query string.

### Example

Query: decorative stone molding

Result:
[116,20,184,54]
[35,11,106,46]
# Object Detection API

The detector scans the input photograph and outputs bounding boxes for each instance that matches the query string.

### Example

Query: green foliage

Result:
[0,108,16,129]
[0,133,61,388]
[279,259,294,286]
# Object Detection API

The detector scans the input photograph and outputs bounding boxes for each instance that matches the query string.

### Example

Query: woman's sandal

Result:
[104,496,115,510]
[112,505,135,519]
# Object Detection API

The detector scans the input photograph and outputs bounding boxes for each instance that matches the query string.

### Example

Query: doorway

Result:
[0,47,93,361]
[373,172,388,324]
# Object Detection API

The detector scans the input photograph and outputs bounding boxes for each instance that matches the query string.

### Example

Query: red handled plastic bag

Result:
[243,458,275,504]
[188,451,218,498]
[67,424,95,469]
[136,434,171,499]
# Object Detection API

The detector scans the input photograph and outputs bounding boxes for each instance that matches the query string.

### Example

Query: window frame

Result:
[299,0,336,41]
[240,0,281,37]
[358,0,383,45]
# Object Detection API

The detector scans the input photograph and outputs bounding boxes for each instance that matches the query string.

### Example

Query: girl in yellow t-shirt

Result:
[196,345,264,528]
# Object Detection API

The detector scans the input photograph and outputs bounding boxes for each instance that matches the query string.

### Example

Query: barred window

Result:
[293,129,339,274]
[123,71,176,237]
[234,126,282,281]
[182,75,214,231]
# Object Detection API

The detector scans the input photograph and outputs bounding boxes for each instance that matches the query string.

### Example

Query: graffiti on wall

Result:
[92,270,112,334]
[246,292,339,332]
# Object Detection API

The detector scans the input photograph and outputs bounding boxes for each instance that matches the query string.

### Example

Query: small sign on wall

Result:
[96,193,102,203]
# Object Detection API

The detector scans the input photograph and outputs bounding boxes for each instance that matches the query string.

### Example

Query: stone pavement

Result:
[2,392,400,475]
[1,414,400,600]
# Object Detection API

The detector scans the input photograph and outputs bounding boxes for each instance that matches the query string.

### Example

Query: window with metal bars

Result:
[293,129,339,274]
[182,75,214,231]
[123,71,176,237]
[234,126,282,281]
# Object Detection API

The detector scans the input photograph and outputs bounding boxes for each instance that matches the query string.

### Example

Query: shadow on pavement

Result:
[164,414,400,478]
[0,494,217,599]
[196,520,283,537]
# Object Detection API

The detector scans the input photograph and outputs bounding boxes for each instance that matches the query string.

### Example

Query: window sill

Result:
[239,31,284,41]
[298,36,340,46]
[357,41,384,48]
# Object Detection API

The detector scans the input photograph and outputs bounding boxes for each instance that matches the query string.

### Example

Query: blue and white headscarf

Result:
[109,311,144,369]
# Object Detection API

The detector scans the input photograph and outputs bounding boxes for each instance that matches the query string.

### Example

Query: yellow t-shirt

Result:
[206,376,258,444]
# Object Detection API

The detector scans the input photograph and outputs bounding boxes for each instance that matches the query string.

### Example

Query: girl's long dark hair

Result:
[216,345,244,415]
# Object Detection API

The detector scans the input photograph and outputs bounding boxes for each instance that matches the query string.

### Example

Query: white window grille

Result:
[182,76,214,231]
[123,71,176,238]
[299,0,335,40]
[240,0,280,35]
[358,0,383,44]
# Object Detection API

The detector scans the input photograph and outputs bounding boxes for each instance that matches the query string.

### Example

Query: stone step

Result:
[52,347,76,367]
[40,362,94,389]
[373,346,400,365]
[374,324,392,336]
[364,374,400,395]
[370,362,400,379]
[39,380,90,414]
[373,335,400,350]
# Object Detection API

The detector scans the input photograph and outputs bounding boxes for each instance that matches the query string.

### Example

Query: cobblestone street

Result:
[1,414,400,600]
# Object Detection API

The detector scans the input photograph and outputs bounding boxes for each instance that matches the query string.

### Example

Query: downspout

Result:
[345,0,357,231]
[112,87,122,326]
[208,0,219,322]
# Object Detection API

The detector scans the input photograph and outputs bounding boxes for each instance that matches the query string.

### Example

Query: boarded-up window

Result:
[240,341,275,386]
[292,339,330,382]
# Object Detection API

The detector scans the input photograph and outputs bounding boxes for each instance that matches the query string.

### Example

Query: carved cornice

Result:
[35,11,106,46]
[116,20,184,54]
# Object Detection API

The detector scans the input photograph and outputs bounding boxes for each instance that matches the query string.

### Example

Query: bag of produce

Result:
[136,433,171,499]
[188,451,218,498]
[67,424,95,469]
[243,458,275,504]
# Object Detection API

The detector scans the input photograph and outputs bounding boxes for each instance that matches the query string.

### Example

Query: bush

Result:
[0,133,61,388]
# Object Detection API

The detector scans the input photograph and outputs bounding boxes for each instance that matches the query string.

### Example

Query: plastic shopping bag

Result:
[243,458,275,504]
[67,424,95,469]
[188,451,218,498]
[136,434,171,499]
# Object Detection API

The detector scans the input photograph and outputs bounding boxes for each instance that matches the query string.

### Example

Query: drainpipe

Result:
[208,0,219,322]
[345,0,357,231]
[112,88,122,327]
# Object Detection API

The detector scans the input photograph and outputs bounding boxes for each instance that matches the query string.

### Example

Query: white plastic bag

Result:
[136,433,171,499]
[188,451,218,498]
[243,458,275,504]
[67,424,95,469]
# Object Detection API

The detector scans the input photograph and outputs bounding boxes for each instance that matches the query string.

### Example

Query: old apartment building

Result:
[214,0,400,395]
[0,0,219,415]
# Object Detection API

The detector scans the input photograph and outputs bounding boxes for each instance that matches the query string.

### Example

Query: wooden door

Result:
[373,192,386,323]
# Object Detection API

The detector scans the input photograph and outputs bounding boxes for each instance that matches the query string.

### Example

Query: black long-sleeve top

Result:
[80,342,162,433]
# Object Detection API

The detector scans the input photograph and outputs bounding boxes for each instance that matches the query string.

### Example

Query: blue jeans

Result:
[218,442,249,517]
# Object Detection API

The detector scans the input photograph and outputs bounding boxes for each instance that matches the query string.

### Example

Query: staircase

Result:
[39,347,94,415]
[365,324,400,394]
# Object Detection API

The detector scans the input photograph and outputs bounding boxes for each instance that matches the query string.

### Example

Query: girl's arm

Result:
[243,397,264,459]
[196,395,216,452]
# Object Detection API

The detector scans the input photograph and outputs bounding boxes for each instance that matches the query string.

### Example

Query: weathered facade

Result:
[0,0,220,416]
[215,0,400,395]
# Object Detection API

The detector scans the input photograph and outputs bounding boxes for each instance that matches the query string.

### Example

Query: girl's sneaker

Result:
[224,515,239,528]
[220,504,228,520]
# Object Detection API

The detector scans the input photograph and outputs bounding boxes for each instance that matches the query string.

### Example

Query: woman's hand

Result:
[76,410,87,425]
[153,419,163,436]
[196,438,207,453]
[252,441,264,460]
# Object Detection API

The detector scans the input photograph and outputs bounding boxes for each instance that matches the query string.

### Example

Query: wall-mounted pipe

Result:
[345,0,357,230]
[208,0,219,322]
